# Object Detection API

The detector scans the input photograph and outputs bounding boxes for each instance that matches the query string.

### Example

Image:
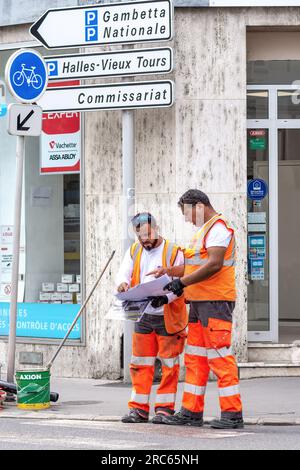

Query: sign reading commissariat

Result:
[37,81,174,113]
[30,0,173,49]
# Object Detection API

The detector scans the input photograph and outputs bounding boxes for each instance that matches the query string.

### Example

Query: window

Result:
[0,46,83,342]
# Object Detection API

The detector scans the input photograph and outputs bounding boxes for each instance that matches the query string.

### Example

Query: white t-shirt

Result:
[116,240,184,315]
[204,221,232,249]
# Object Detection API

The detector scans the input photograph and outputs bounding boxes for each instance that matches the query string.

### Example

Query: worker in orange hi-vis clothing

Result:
[148,190,243,429]
[116,213,188,424]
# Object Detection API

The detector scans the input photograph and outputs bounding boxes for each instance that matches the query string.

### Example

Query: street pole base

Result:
[4,392,16,402]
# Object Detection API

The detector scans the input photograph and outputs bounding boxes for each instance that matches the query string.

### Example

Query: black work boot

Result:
[151,407,175,424]
[121,408,149,423]
[159,408,204,427]
[210,412,244,429]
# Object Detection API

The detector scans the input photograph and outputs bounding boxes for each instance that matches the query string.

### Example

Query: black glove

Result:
[163,279,185,297]
[149,295,169,309]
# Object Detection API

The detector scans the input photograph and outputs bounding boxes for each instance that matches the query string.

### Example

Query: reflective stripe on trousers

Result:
[185,344,207,357]
[218,385,240,398]
[131,355,156,366]
[130,391,149,404]
[155,393,176,404]
[158,356,180,368]
[184,383,206,396]
[207,347,233,360]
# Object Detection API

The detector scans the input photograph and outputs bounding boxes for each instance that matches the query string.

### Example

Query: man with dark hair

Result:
[148,191,243,429]
[117,213,188,424]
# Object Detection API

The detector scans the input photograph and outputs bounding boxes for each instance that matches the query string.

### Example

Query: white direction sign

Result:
[37,81,174,113]
[45,47,173,81]
[7,103,43,136]
[30,0,173,49]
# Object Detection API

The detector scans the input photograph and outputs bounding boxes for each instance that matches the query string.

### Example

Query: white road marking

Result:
[20,419,253,440]
[0,435,151,449]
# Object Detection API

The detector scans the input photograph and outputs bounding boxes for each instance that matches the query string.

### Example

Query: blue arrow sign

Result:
[0,103,7,117]
[5,49,48,103]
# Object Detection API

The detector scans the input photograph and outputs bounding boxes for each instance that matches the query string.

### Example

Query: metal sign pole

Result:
[4,49,47,389]
[122,109,135,383]
[6,135,25,385]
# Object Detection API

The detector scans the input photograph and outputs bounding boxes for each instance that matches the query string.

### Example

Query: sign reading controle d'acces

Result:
[30,0,173,49]
[37,81,174,113]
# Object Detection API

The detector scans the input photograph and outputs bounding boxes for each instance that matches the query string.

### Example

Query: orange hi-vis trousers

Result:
[129,314,185,415]
[182,315,242,417]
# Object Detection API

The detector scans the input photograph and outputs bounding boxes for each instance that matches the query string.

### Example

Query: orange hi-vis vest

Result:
[130,240,188,335]
[184,214,236,302]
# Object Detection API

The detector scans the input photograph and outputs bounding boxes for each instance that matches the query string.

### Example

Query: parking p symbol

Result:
[47,61,58,77]
[85,10,98,42]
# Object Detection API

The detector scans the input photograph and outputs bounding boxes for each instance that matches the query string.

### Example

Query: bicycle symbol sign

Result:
[5,49,48,103]
[13,64,43,90]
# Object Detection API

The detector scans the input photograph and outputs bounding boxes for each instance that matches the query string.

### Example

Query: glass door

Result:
[247,86,278,342]
[247,84,300,342]
[277,90,300,342]
[247,126,271,339]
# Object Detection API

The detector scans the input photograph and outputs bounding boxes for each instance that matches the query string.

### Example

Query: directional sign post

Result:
[8,104,43,136]
[45,47,173,81]
[5,49,47,388]
[37,80,174,113]
[30,0,173,49]
[30,0,175,384]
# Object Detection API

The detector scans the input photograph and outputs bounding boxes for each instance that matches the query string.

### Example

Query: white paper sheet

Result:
[115,274,171,301]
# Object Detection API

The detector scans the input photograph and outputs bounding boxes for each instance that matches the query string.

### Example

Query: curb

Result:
[1,411,300,426]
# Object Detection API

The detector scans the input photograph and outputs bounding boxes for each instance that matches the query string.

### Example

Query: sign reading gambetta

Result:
[40,80,80,174]
[30,1,173,49]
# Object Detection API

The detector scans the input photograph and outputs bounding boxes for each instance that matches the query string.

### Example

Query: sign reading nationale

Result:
[46,47,173,81]
[30,1,173,49]
[37,81,174,113]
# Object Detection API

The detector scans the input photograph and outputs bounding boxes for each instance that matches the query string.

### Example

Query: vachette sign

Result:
[40,81,81,175]
[30,0,173,49]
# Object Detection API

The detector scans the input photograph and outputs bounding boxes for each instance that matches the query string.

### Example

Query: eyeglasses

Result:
[131,213,152,227]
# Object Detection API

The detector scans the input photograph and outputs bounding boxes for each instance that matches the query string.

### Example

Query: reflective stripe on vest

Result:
[185,255,236,267]
[185,345,207,357]
[131,243,141,265]
[159,356,180,368]
[207,347,233,360]
[193,214,223,252]
[187,216,235,265]
[131,355,156,366]
[165,241,178,266]
[131,391,150,404]
[155,393,176,404]
[218,385,240,397]
[184,383,206,396]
